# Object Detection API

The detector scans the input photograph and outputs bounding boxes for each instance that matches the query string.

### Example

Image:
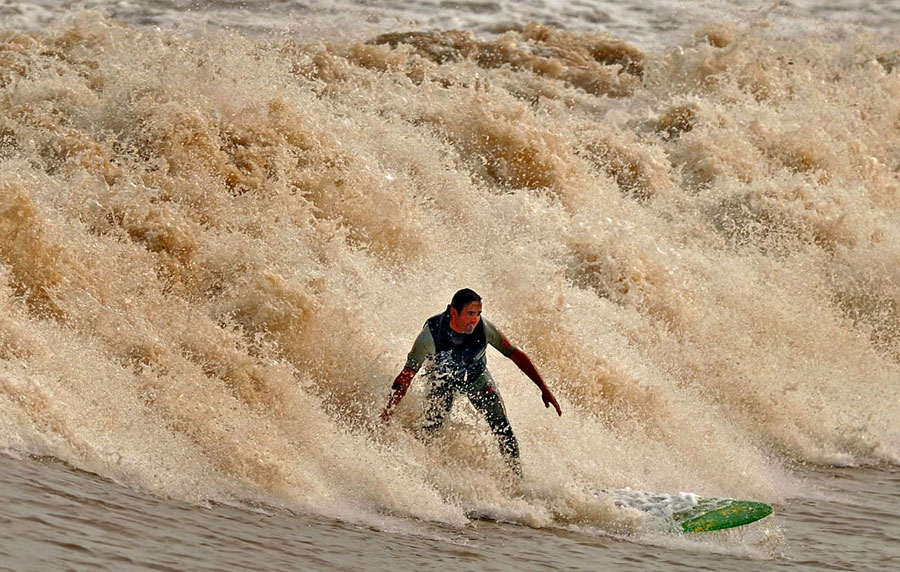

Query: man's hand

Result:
[380,367,416,425]
[542,387,562,416]
[509,348,562,416]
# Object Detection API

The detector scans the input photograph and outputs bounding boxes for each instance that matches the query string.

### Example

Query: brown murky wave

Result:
[0,10,898,566]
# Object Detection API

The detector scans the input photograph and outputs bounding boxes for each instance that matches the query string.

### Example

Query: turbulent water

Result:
[1,1,899,570]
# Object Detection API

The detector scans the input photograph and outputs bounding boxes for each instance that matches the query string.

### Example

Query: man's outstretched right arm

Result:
[380,367,417,423]
[381,324,434,423]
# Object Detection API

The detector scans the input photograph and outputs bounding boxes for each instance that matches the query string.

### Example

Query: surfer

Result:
[380,288,562,475]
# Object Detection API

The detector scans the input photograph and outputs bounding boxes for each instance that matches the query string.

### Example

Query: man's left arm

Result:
[485,319,562,416]
[508,348,562,416]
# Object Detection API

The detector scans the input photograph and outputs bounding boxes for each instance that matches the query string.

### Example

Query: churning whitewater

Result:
[0,8,898,538]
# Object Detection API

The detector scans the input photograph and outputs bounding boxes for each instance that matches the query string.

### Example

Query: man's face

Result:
[450,301,482,334]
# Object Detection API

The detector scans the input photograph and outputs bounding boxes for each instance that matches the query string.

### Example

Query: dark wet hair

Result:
[450,288,482,312]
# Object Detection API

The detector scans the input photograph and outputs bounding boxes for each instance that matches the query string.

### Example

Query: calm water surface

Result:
[2,454,898,571]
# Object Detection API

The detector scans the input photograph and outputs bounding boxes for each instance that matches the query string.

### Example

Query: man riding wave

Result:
[380,288,562,475]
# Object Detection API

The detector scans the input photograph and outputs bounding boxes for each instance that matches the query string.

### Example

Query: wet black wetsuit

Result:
[402,309,520,471]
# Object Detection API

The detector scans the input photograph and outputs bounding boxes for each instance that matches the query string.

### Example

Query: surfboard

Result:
[672,497,773,532]
[604,488,773,532]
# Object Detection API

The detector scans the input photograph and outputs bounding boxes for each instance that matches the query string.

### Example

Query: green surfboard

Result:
[673,498,773,532]
[604,489,774,533]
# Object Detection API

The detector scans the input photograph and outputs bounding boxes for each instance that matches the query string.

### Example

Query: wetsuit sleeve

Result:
[404,325,436,372]
[483,319,517,358]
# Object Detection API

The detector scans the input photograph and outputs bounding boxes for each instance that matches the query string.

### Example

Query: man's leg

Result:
[468,373,521,476]
[421,378,455,442]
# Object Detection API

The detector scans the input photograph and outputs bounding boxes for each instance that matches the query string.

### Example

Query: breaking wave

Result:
[0,10,898,530]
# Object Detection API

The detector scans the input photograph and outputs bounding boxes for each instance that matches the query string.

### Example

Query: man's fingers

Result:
[547,395,562,416]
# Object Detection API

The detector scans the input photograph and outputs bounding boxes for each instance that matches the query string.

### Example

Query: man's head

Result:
[449,288,482,334]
